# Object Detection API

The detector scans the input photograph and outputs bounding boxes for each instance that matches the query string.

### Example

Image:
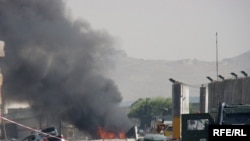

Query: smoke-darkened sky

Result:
[0,0,132,137]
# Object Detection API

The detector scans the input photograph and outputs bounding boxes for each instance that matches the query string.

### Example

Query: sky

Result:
[64,0,250,61]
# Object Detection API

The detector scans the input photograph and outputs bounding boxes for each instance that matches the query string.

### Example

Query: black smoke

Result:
[0,0,132,137]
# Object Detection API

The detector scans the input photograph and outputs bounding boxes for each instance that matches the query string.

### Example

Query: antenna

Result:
[216,32,218,81]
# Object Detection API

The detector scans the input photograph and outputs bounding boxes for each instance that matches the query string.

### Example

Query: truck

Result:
[181,102,250,141]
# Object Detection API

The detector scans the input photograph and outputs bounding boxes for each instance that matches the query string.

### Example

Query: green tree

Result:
[128,97,172,128]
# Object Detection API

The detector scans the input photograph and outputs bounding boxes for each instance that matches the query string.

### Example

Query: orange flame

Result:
[97,127,126,139]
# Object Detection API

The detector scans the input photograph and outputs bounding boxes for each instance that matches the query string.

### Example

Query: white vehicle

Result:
[22,127,65,141]
[143,134,167,141]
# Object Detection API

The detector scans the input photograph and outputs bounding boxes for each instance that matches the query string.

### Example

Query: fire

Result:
[97,127,126,139]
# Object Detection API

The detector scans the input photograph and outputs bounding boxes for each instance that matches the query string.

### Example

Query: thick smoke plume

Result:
[0,0,132,137]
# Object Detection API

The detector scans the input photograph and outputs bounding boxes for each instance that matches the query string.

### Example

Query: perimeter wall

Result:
[208,77,250,111]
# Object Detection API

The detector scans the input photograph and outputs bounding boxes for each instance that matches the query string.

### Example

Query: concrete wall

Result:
[172,83,189,139]
[172,84,190,116]
[208,77,250,112]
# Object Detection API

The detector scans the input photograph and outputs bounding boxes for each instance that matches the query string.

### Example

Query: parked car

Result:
[22,132,45,141]
[22,127,65,141]
[164,124,173,138]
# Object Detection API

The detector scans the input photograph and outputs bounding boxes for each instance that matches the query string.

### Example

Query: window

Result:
[187,119,209,130]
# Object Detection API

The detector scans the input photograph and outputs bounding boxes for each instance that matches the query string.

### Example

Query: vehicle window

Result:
[166,126,172,131]
[187,119,209,130]
[41,127,58,135]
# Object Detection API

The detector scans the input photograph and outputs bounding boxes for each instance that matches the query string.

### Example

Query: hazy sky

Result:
[64,0,250,61]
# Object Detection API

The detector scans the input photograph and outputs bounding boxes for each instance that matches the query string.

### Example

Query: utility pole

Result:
[0,40,5,140]
[216,32,218,81]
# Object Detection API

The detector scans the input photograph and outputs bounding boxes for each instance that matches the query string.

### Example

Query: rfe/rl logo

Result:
[213,129,247,136]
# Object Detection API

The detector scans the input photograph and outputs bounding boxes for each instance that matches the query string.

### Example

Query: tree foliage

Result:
[128,97,172,128]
